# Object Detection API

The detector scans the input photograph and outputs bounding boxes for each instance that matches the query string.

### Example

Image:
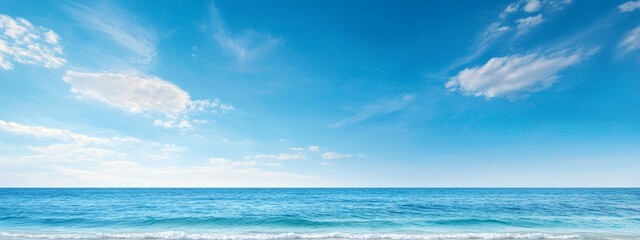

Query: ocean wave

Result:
[431,219,511,226]
[0,231,582,240]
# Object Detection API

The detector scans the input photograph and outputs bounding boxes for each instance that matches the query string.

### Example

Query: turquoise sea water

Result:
[0,188,639,240]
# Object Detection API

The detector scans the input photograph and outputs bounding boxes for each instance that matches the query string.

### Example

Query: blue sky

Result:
[1,0,639,187]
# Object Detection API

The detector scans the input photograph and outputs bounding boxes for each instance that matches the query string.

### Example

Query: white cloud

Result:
[479,23,511,50]
[445,0,573,73]
[290,147,304,151]
[0,121,141,145]
[0,121,315,187]
[208,3,280,62]
[247,153,307,161]
[66,3,156,65]
[446,50,592,98]
[26,143,120,162]
[62,71,233,129]
[45,30,59,44]
[0,120,114,144]
[155,144,185,160]
[619,1,640,12]
[319,162,334,167]
[620,26,640,53]
[208,158,257,168]
[97,160,140,172]
[523,0,542,12]
[308,146,320,152]
[0,120,177,166]
[0,14,66,70]
[187,99,235,114]
[28,158,313,187]
[516,14,544,35]
[449,22,512,74]
[192,119,209,124]
[331,95,414,128]
[0,53,12,70]
[321,152,353,160]
[501,3,520,18]
[63,71,190,113]
[154,118,192,129]
[545,0,573,11]
[451,22,511,71]
[265,162,282,167]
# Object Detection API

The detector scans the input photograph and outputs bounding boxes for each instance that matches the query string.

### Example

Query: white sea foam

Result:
[0,232,583,240]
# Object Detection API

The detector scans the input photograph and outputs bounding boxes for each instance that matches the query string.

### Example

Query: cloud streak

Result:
[331,95,415,128]
[620,26,640,53]
[66,3,156,65]
[245,153,307,161]
[0,120,135,144]
[321,152,353,160]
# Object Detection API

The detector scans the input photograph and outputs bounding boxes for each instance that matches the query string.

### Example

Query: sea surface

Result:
[0,188,639,240]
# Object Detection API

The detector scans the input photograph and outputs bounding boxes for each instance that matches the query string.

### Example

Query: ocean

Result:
[0,188,638,240]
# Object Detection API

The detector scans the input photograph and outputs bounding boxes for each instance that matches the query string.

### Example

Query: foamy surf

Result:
[0,232,583,240]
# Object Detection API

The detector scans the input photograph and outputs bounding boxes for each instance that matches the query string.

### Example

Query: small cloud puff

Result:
[0,14,66,70]
[523,0,542,12]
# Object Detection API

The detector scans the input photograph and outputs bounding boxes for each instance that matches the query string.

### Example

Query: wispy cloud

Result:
[65,3,157,65]
[245,153,307,161]
[0,14,66,70]
[446,48,596,99]
[208,3,280,62]
[545,0,573,11]
[321,152,353,160]
[449,23,510,70]
[62,71,234,129]
[619,0,640,13]
[516,14,544,35]
[619,26,640,53]
[0,123,101,153]
[0,120,136,144]
[208,158,257,168]
[319,162,334,167]
[331,95,415,128]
